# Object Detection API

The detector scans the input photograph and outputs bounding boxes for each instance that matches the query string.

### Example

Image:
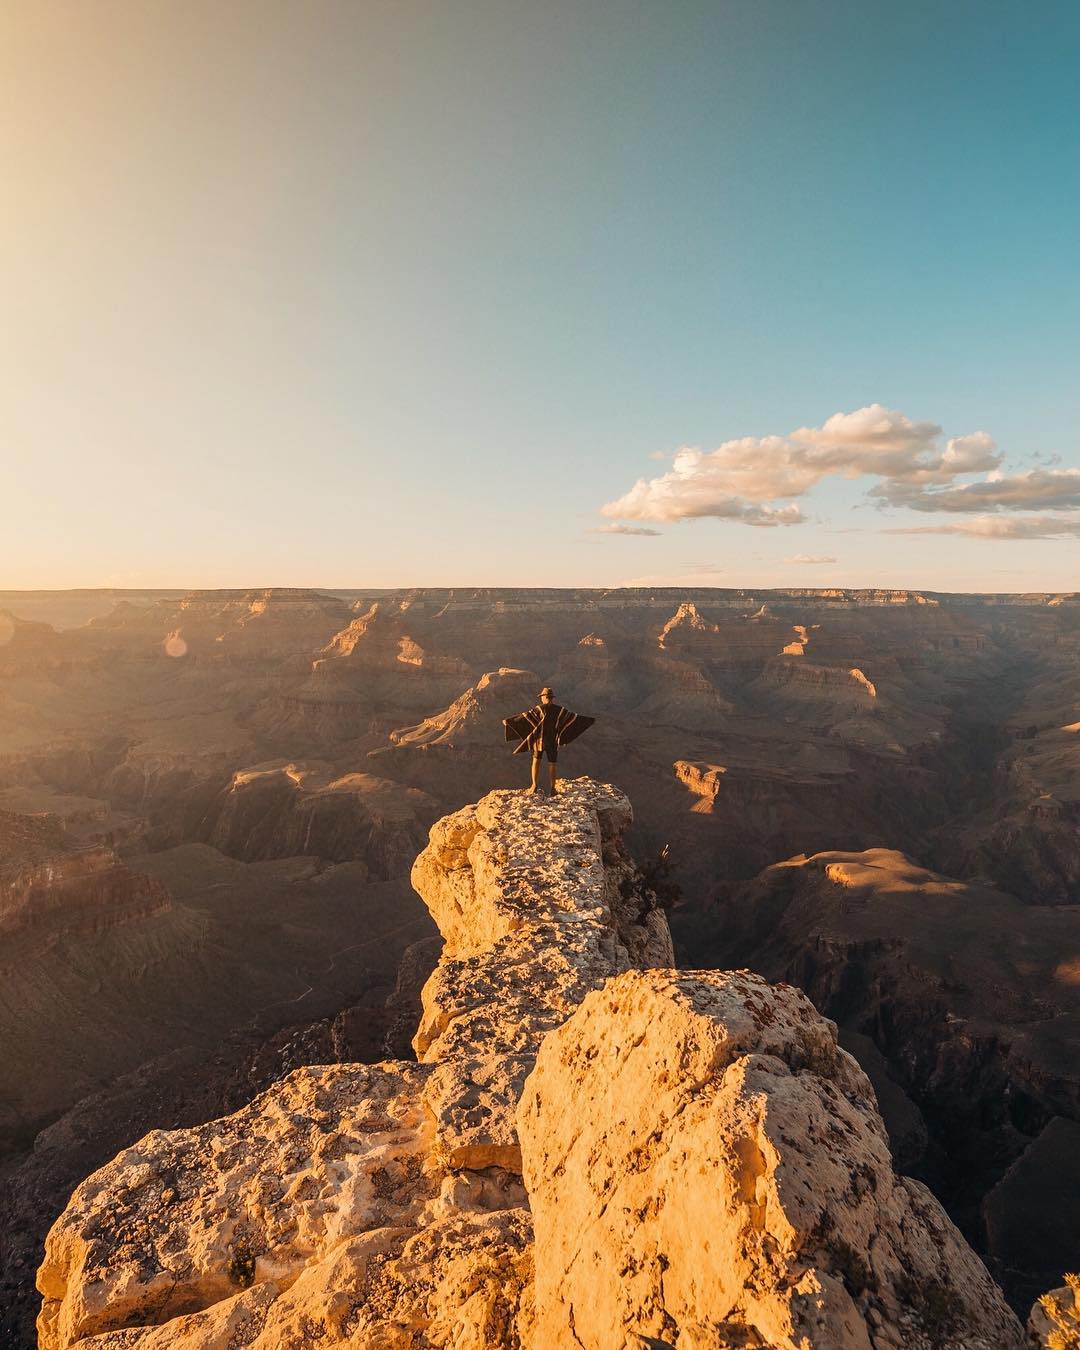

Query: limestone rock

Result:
[36,778,663,1348]
[36,780,1022,1350]
[410,780,673,1172]
[518,967,1025,1350]
[36,1063,431,1347]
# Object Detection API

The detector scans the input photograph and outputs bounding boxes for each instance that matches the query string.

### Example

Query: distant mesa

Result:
[382,668,540,752]
[781,622,812,655]
[631,656,736,727]
[754,658,878,702]
[202,758,437,873]
[88,587,352,661]
[657,600,716,648]
[673,759,727,805]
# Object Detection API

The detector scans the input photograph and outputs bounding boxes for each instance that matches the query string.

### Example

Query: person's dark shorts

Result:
[532,739,558,763]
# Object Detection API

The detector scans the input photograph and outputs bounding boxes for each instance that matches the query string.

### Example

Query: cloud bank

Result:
[884,515,1080,539]
[873,467,1080,513]
[599,403,1075,540]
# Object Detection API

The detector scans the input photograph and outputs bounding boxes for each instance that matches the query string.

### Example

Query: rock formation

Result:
[37,780,1025,1349]
[520,968,1022,1350]
[201,760,437,875]
[5,586,1080,1341]
[702,847,1080,1309]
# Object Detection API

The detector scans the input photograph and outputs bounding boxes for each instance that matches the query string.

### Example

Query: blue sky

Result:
[2,0,1078,589]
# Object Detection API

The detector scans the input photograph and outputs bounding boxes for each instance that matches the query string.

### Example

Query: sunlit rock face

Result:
[37,780,1023,1350]
[688,845,1080,1317]
[409,779,674,1173]
[36,778,667,1349]
[6,586,1080,1344]
[519,967,1024,1350]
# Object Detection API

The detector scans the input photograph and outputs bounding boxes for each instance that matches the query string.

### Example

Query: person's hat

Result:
[539,686,554,696]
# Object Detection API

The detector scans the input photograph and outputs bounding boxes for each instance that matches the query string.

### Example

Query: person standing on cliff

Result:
[502,687,595,796]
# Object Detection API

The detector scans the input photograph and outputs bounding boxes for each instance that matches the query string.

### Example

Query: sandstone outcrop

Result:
[6,585,1080,1345]
[410,779,673,1174]
[521,967,1023,1350]
[36,778,667,1348]
[37,780,1024,1349]
[707,847,1080,1308]
[384,668,540,752]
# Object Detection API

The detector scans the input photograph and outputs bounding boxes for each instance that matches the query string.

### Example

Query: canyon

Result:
[0,585,1078,1345]
[34,780,1028,1348]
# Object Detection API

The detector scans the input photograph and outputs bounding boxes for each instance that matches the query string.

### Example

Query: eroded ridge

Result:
[36,780,1027,1349]
[519,968,1026,1350]
[410,779,674,1171]
[35,778,670,1349]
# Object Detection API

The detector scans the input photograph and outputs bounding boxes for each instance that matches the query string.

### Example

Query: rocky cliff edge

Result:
[36,779,1026,1349]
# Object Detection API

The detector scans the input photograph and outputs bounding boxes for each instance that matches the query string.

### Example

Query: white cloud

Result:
[942,432,999,473]
[600,404,1077,543]
[884,515,1080,540]
[784,553,838,564]
[875,468,1080,513]
[603,463,805,525]
[600,404,999,525]
[789,405,942,465]
[588,523,662,536]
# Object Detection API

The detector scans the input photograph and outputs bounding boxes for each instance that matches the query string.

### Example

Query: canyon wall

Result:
[4,586,1079,1342]
[36,780,1025,1349]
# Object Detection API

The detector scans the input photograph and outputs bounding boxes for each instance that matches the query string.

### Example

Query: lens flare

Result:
[163,633,188,658]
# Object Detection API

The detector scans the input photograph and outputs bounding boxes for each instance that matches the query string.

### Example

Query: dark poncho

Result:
[502,703,595,756]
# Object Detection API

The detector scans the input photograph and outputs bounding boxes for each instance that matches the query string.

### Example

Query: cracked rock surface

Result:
[35,779,668,1348]
[519,967,1025,1350]
[36,779,1024,1349]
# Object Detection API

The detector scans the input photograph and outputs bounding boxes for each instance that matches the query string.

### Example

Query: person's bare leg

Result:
[548,760,558,795]
[529,754,542,793]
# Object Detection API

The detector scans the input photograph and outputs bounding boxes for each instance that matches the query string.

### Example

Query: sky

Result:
[2,0,1078,592]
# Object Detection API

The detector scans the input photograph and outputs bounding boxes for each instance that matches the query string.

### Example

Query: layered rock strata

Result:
[37,780,1024,1349]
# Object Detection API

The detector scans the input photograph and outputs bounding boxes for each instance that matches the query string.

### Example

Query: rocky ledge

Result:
[37,779,1028,1349]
